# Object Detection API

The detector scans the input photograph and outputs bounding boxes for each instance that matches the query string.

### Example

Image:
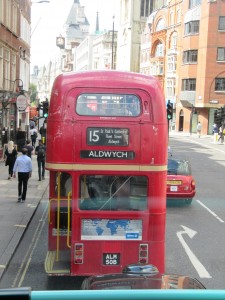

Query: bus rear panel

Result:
[45,71,167,276]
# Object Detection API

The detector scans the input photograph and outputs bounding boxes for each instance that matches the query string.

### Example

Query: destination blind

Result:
[87,127,129,146]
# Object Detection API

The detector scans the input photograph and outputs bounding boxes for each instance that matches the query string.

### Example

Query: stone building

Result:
[0,0,31,150]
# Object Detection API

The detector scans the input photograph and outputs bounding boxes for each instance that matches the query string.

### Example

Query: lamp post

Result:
[111,15,115,70]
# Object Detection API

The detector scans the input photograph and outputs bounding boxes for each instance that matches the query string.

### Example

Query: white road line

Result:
[177,226,211,278]
[197,200,225,223]
[181,137,225,154]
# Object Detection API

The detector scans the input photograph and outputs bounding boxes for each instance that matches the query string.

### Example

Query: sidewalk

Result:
[169,131,225,150]
[0,153,49,280]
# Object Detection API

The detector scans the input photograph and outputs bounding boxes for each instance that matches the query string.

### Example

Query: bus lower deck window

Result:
[79,175,147,211]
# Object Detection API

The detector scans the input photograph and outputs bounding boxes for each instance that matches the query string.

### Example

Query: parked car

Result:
[81,264,205,290]
[167,158,196,204]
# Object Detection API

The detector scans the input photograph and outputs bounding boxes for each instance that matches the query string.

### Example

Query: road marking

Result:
[12,203,48,288]
[177,225,211,278]
[180,136,225,154]
[197,200,224,223]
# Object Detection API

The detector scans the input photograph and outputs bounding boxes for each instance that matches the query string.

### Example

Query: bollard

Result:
[213,133,218,144]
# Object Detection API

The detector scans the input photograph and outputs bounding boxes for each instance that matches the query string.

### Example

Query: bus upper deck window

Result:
[76,94,140,117]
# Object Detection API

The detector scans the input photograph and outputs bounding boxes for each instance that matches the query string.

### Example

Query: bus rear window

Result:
[79,175,147,211]
[76,94,140,117]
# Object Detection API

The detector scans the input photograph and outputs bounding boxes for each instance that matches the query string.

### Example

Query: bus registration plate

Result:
[103,253,120,265]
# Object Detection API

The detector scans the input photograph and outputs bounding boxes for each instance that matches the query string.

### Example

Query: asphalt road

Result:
[0,133,225,290]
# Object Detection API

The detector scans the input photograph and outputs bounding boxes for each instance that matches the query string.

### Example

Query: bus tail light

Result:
[74,243,84,264]
[139,244,148,264]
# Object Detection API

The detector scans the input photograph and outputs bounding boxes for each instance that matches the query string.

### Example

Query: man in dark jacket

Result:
[35,139,46,181]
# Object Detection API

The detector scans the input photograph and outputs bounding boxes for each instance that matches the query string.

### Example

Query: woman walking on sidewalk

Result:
[4,141,17,180]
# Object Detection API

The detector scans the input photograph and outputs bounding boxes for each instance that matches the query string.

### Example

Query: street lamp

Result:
[0,79,24,108]
[111,15,115,70]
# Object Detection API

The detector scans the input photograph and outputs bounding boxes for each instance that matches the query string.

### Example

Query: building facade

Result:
[149,0,225,134]
[0,0,31,150]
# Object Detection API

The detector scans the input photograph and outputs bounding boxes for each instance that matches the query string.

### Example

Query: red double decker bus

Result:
[45,70,168,276]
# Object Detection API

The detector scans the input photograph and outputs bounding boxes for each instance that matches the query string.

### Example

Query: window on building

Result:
[217,48,225,61]
[140,0,151,18]
[215,78,225,91]
[184,21,199,35]
[150,61,164,76]
[182,79,196,91]
[170,11,174,26]
[218,16,225,30]
[168,56,177,72]
[11,53,16,83]
[170,32,177,50]
[189,0,201,9]
[156,18,165,31]
[155,42,164,57]
[12,2,18,34]
[176,9,181,23]
[166,79,176,98]
[0,46,3,89]
[183,50,198,63]
[4,49,10,90]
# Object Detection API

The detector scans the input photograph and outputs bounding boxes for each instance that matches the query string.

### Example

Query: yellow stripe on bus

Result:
[46,162,167,172]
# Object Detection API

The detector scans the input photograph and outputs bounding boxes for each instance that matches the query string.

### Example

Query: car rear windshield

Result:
[168,159,191,175]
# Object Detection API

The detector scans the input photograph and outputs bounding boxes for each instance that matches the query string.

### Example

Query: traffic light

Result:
[43,100,49,118]
[167,102,173,120]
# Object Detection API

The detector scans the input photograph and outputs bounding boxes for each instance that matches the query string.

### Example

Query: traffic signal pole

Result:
[167,101,173,136]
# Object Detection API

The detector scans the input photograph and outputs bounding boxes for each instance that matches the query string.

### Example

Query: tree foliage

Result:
[29,83,38,105]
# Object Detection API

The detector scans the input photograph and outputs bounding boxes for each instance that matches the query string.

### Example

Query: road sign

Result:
[16,94,28,111]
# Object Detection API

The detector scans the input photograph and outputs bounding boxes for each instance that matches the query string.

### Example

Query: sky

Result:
[31,0,120,69]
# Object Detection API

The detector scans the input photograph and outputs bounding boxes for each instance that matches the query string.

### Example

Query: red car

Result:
[167,158,196,204]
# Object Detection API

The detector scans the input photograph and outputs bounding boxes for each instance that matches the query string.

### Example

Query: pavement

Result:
[0,131,224,281]
[0,151,49,280]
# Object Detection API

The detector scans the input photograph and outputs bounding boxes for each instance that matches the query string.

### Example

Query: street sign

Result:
[16,94,28,111]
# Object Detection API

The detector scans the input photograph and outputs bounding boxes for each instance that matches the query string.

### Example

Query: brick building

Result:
[148,0,225,134]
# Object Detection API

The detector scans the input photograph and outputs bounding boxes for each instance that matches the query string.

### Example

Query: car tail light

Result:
[74,243,84,264]
[139,244,148,264]
[191,180,196,190]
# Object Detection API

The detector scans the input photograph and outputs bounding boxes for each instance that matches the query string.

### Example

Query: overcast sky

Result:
[31,0,120,68]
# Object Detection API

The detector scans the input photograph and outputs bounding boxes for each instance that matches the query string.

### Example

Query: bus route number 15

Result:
[89,129,100,143]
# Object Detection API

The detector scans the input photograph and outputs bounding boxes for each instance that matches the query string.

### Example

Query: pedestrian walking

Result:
[22,139,34,158]
[196,121,202,138]
[29,119,36,129]
[212,123,218,134]
[35,139,46,181]
[4,141,17,180]
[218,124,225,144]
[13,148,32,203]
[30,125,38,147]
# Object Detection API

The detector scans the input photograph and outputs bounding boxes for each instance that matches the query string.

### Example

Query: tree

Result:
[29,83,38,105]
